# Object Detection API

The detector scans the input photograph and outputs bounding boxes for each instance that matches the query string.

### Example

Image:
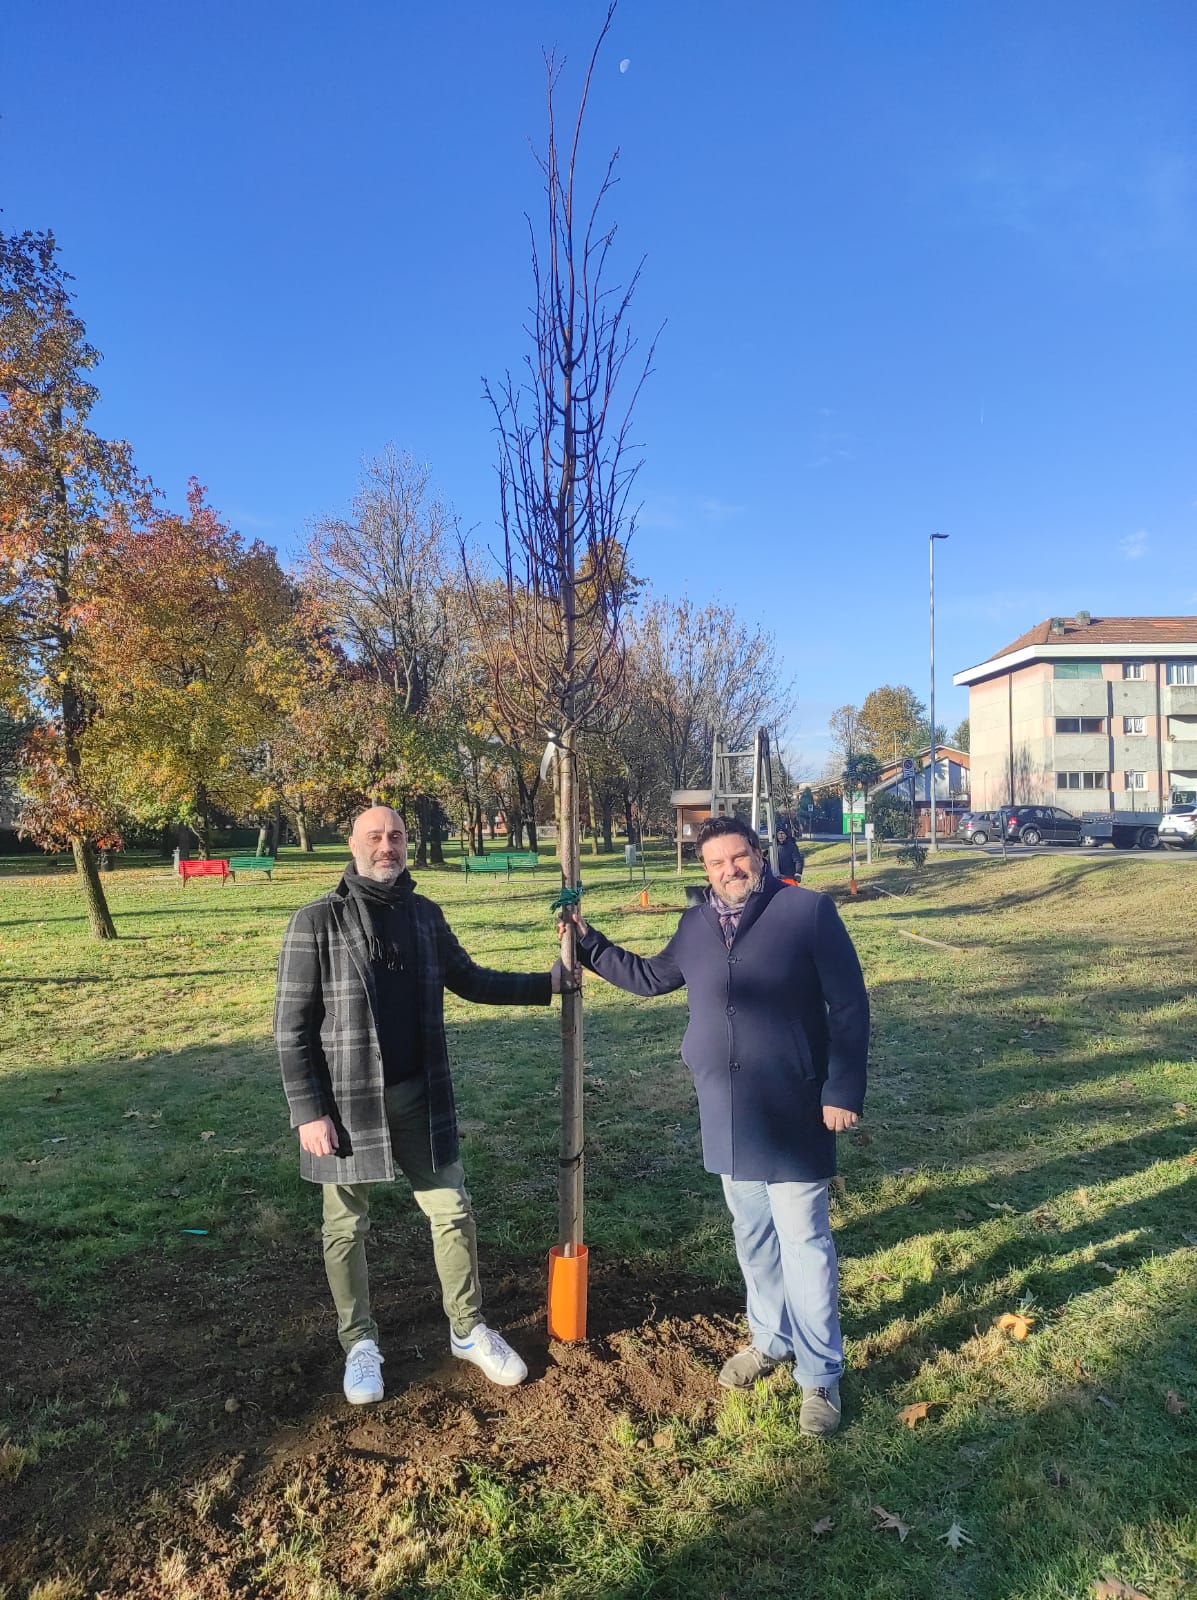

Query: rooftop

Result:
[990,615,1197,659]
[954,615,1197,687]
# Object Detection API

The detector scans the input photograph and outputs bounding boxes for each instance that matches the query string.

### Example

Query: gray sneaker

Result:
[799,1381,841,1436]
[718,1346,786,1389]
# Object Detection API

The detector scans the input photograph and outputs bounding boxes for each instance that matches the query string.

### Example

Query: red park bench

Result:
[179,858,229,887]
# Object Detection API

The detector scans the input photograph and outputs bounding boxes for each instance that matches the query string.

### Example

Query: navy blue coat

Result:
[578,872,869,1182]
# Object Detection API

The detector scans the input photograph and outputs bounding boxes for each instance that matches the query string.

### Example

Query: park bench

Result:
[179,858,229,886]
[228,855,275,880]
[461,851,541,880]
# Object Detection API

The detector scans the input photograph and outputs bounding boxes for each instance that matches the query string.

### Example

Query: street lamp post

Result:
[929,533,950,853]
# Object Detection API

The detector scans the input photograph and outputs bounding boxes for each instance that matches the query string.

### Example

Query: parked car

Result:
[997,805,1083,846]
[955,811,998,844]
[1158,803,1197,850]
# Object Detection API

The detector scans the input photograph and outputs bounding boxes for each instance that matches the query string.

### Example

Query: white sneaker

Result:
[450,1323,528,1387]
[343,1338,384,1404]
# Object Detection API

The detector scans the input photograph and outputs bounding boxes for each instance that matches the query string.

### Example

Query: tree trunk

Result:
[584,763,600,856]
[473,802,485,856]
[601,795,614,853]
[256,822,269,856]
[294,808,312,853]
[72,836,117,939]
[623,788,635,845]
[193,784,211,858]
[558,726,583,1254]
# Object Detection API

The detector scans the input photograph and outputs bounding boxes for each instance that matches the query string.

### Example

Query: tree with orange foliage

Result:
[0,230,150,937]
[80,481,292,854]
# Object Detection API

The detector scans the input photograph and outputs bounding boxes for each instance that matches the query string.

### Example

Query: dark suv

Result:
[955,811,998,844]
[997,805,1083,846]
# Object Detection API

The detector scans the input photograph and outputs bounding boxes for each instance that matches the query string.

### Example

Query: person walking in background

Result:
[774,824,803,882]
[562,815,868,1436]
[275,806,570,1405]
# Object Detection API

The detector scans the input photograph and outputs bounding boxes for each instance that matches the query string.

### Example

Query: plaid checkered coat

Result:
[275,872,552,1184]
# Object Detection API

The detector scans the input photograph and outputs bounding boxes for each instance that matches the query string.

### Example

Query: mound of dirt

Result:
[3,1248,746,1598]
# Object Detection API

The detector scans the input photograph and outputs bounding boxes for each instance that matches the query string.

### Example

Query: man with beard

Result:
[275,806,569,1405]
[561,814,869,1435]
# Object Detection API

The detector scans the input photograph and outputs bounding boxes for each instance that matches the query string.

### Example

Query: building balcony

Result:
[1167,739,1197,769]
[1050,682,1109,716]
[1164,684,1197,714]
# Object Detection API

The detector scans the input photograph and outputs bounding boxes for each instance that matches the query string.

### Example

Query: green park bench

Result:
[228,855,275,881]
[461,851,541,880]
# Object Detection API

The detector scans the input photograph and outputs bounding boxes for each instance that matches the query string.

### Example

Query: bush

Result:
[895,840,927,869]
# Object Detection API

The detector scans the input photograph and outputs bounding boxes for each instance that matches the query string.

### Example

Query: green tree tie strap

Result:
[551,886,583,913]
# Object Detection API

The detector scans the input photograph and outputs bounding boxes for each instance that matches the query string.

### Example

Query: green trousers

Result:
[321,1077,482,1351]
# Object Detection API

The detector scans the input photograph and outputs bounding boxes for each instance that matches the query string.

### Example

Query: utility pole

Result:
[929,533,949,852]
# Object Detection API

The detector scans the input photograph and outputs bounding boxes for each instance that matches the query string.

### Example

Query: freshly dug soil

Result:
[3,1244,747,1598]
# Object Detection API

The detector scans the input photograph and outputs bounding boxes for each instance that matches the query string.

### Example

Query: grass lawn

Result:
[1,840,1194,1599]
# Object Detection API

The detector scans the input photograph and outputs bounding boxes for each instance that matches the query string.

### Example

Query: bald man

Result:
[275,806,568,1404]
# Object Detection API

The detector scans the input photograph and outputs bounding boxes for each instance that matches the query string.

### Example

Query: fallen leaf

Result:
[122,1110,142,1119]
[1183,1232,1197,1247]
[1093,1578,1150,1599]
[985,1200,1016,1213]
[939,1520,974,1551]
[1094,1261,1117,1274]
[897,1401,937,1429]
[1094,1394,1119,1412]
[955,1209,975,1222]
[200,1131,216,1142]
[651,1429,674,1451]
[811,1516,834,1536]
[1173,1103,1189,1116]
[43,1087,63,1102]
[997,1312,1034,1340]
[224,1396,241,1414]
[871,1506,911,1542]
[1165,1390,1186,1416]
[869,1271,895,1284]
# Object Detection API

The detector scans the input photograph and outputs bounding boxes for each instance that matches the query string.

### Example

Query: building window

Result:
[1166,662,1197,685]
[1054,717,1106,734]
[1123,662,1144,680]
[1054,661,1103,680]
[1057,772,1108,790]
[1125,771,1148,790]
[1124,716,1145,735]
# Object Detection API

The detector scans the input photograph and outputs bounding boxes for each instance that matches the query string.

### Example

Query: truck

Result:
[1080,811,1163,850]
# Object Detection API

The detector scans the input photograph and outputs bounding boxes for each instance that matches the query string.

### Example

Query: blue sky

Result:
[4,1,1195,772]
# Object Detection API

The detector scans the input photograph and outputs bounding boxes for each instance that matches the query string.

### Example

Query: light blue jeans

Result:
[721,1175,843,1389]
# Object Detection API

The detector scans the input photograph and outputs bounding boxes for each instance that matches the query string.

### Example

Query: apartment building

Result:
[953,614,1197,812]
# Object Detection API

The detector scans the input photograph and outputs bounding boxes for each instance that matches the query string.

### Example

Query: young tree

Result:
[0,230,149,937]
[471,4,652,1283]
[950,716,970,752]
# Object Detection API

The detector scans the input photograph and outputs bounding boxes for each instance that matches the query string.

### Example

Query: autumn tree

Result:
[80,481,292,853]
[303,445,458,864]
[855,684,925,764]
[0,230,149,937]
[950,716,970,752]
